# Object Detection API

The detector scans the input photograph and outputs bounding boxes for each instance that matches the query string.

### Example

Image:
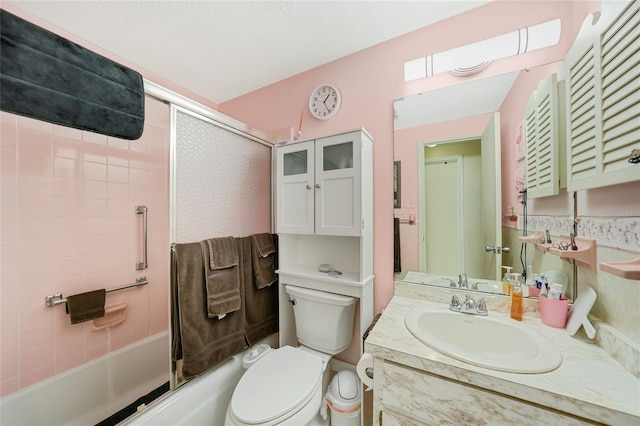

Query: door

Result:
[481,113,502,280]
[315,132,362,236]
[424,157,463,275]
[276,141,315,234]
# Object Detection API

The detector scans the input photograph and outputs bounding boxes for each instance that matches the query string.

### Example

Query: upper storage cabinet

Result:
[565,0,640,191]
[525,73,567,198]
[276,129,373,236]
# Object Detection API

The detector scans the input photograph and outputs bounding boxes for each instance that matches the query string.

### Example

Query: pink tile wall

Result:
[0,97,170,396]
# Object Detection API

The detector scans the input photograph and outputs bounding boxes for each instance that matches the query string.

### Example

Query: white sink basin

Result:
[471,281,502,294]
[404,308,562,373]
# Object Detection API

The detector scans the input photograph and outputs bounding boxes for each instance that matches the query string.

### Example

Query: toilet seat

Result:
[229,346,324,425]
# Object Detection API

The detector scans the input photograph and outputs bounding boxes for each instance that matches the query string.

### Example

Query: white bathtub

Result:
[0,331,169,426]
[123,333,279,426]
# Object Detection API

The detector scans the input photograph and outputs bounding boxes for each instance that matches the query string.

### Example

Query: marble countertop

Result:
[365,285,640,425]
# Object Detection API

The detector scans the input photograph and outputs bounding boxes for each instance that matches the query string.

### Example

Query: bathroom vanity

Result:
[364,283,640,425]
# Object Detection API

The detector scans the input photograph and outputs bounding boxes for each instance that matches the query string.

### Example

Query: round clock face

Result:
[309,84,341,120]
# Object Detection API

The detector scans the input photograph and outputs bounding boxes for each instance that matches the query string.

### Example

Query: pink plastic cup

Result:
[539,295,569,328]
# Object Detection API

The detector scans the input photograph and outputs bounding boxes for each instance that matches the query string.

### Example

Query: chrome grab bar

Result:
[136,205,148,270]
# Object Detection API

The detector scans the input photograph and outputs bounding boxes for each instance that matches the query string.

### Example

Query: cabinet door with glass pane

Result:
[276,141,315,234]
[314,132,362,236]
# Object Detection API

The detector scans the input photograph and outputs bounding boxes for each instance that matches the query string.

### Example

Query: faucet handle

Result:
[450,294,461,308]
[476,298,487,314]
[441,277,457,288]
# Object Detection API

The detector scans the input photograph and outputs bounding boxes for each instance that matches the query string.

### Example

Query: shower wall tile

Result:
[0,97,171,397]
[1,124,18,150]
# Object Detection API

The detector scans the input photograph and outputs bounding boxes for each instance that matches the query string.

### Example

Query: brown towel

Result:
[172,242,246,380]
[239,236,279,345]
[65,289,106,324]
[250,233,277,289]
[201,237,241,318]
[205,236,238,269]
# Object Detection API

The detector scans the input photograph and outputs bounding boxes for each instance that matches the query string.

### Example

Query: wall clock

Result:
[309,84,341,120]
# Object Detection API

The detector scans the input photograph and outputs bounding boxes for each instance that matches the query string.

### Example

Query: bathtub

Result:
[123,333,279,426]
[0,331,169,426]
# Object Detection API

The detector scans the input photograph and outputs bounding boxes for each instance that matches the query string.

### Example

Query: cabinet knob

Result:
[315,184,321,189]
[306,185,311,190]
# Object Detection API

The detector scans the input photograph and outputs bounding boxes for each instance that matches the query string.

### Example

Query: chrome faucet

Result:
[448,293,488,316]
[458,273,468,289]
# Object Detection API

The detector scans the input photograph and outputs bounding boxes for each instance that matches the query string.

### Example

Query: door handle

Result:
[485,246,510,253]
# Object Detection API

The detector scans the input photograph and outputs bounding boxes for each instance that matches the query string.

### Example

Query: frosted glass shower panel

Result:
[174,110,271,243]
[323,142,353,171]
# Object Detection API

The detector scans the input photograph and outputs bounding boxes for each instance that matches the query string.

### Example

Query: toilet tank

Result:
[285,285,357,354]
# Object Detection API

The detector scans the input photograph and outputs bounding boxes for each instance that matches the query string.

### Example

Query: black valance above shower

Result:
[0,9,145,140]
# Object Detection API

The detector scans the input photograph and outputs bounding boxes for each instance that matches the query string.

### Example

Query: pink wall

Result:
[220,1,594,313]
[0,97,170,396]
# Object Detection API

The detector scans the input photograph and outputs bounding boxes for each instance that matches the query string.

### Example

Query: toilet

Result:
[225,285,357,426]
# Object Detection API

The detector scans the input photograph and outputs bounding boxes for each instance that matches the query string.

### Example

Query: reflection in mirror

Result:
[393,63,575,301]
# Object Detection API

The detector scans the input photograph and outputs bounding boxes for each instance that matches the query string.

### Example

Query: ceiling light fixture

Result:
[404,19,561,81]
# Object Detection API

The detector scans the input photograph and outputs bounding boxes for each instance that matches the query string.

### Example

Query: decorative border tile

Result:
[525,215,574,237]
[577,217,640,252]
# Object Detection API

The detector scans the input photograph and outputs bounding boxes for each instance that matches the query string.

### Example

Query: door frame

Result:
[416,114,501,281]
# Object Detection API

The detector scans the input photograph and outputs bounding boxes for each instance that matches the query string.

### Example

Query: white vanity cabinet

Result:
[564,0,640,191]
[276,130,372,237]
[374,360,593,426]
[276,129,374,362]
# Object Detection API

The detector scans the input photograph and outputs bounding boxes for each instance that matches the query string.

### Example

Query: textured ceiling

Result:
[6,1,488,104]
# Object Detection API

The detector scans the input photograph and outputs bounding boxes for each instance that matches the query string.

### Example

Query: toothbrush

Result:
[570,232,578,250]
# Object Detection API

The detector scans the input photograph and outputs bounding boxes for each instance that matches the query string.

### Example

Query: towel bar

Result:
[45,276,148,307]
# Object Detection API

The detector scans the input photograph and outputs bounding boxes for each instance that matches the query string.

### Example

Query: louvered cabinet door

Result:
[526,74,562,198]
[566,0,640,191]
[599,0,640,185]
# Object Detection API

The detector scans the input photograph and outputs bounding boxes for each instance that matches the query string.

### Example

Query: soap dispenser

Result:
[510,273,523,321]
[501,266,513,295]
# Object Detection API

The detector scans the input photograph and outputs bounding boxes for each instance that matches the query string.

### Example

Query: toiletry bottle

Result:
[501,266,513,295]
[510,275,523,321]
[525,266,534,291]
[519,272,529,298]
[539,273,548,297]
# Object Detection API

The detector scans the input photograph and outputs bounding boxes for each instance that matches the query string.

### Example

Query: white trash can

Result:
[324,370,361,426]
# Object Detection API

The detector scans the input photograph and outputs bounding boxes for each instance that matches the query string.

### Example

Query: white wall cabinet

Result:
[276,130,371,236]
[564,0,640,191]
[525,73,567,198]
[275,129,374,365]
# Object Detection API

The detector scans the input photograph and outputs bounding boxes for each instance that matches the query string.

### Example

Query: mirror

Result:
[393,63,575,301]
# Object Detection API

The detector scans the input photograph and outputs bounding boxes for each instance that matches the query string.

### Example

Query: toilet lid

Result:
[230,346,323,425]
